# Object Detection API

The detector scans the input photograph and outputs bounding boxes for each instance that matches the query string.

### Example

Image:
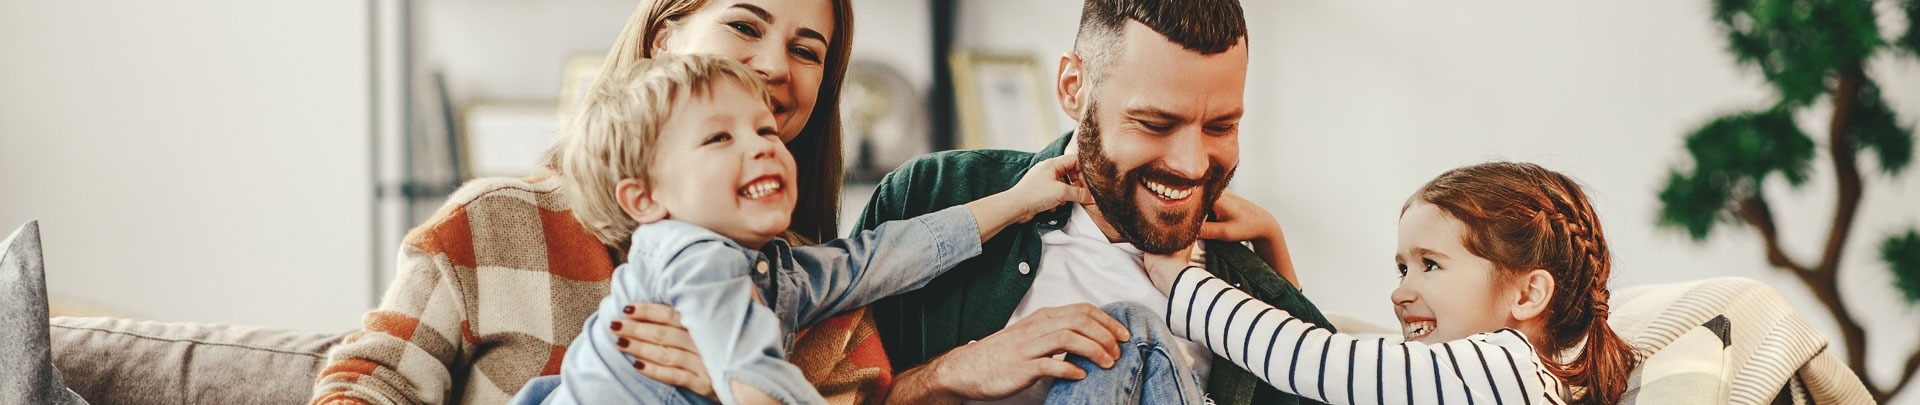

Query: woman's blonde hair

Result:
[554,0,853,246]
[552,54,771,247]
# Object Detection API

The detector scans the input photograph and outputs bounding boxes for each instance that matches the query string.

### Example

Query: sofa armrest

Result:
[50,316,349,405]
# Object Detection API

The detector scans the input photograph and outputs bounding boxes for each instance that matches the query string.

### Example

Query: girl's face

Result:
[655,0,833,143]
[1390,201,1523,343]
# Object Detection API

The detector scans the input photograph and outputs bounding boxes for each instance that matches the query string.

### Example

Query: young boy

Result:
[516,54,1089,405]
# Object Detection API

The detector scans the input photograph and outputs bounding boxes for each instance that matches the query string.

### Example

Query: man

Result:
[864,1,1332,404]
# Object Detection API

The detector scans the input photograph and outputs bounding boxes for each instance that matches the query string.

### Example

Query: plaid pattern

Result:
[312,175,890,404]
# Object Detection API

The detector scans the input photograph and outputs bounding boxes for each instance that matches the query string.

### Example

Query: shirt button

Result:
[1048,220,1059,226]
[1017,262,1031,274]
[755,260,769,274]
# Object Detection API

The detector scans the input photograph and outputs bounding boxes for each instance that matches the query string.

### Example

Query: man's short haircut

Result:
[1072,0,1248,88]
[551,54,771,246]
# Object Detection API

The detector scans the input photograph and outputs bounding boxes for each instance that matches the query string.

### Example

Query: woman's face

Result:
[656,0,834,142]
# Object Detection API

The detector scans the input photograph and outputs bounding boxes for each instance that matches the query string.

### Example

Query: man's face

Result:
[1076,21,1247,254]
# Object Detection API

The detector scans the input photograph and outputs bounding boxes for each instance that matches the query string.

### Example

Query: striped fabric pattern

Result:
[1606,277,1874,405]
[1167,268,1571,405]
[310,175,890,404]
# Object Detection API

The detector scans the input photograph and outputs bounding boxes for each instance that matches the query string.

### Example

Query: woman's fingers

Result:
[623,302,681,326]
[611,319,701,355]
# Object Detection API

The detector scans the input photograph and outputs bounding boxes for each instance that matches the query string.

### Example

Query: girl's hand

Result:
[1198,190,1299,286]
[1142,243,1206,294]
[610,302,715,401]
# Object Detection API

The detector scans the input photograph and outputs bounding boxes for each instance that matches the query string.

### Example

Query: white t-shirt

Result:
[978,205,1212,404]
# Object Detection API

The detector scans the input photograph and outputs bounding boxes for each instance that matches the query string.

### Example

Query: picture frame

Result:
[558,54,605,125]
[458,101,560,179]
[949,50,1059,151]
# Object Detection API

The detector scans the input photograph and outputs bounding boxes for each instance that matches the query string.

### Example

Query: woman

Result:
[308,0,861,403]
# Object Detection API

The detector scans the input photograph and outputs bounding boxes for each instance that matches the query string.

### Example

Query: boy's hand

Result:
[966,154,1091,241]
[1142,242,1205,293]
[1006,154,1092,222]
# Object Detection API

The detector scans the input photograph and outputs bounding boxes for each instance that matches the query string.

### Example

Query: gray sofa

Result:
[6,220,350,405]
[49,317,347,404]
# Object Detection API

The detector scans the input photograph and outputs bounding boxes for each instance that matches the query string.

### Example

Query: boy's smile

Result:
[645,81,797,248]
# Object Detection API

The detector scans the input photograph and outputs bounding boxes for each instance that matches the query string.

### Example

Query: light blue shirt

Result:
[541,205,982,405]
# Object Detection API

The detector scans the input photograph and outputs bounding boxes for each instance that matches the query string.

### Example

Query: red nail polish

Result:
[635,360,645,370]
[623,305,635,314]
[618,338,630,348]
[610,321,623,331]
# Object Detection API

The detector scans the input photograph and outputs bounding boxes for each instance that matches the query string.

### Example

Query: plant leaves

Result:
[1847,82,1916,175]
[1882,229,1920,304]
[1686,109,1818,185]
[1713,0,1884,107]
[1658,170,1735,241]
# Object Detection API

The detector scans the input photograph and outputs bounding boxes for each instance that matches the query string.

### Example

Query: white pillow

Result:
[1618,315,1732,404]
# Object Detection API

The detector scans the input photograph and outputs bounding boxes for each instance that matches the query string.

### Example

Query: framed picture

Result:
[558,54,605,125]
[458,102,560,179]
[950,50,1059,151]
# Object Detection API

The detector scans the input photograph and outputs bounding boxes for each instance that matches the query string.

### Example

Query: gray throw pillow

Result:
[1,220,89,405]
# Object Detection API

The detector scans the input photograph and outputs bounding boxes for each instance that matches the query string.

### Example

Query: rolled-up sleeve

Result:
[788,205,983,327]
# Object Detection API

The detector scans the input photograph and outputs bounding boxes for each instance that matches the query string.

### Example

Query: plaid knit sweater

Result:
[312,175,892,404]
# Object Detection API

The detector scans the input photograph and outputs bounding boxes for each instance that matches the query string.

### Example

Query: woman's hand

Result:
[610,302,714,400]
[1198,190,1299,287]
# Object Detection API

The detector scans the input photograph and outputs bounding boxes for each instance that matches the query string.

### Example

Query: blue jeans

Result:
[1047,302,1208,405]
[509,374,711,405]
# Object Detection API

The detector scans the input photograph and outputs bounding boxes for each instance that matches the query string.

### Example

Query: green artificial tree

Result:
[1659,0,1920,401]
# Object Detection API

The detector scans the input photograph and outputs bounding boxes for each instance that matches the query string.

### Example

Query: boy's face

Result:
[646,82,796,248]
[1389,202,1521,343]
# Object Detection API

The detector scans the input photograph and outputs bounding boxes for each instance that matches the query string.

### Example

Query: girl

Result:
[1142,162,1639,405]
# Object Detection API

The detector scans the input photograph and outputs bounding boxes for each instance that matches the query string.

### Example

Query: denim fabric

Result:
[1048,302,1207,405]
[529,206,981,405]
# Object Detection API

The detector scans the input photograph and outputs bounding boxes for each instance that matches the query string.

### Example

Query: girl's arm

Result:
[1152,263,1561,405]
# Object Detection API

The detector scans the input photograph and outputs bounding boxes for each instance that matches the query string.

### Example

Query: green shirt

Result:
[853,133,1334,405]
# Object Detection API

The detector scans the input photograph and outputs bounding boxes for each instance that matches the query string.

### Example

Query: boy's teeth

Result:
[738,179,780,199]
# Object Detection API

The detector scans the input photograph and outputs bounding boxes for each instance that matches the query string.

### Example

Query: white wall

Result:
[0,1,373,332]
[958,2,1920,403]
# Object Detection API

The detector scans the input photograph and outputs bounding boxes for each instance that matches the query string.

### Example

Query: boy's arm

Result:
[788,155,1085,326]
[651,240,827,405]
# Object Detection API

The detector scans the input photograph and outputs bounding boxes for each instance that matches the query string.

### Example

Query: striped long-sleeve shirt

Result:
[1166,267,1572,405]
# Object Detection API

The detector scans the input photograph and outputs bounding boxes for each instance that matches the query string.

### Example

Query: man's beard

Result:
[1075,103,1235,254]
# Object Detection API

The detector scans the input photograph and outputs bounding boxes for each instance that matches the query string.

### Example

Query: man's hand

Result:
[889,303,1131,404]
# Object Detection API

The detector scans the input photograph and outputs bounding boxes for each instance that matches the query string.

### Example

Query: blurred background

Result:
[2,1,1917,402]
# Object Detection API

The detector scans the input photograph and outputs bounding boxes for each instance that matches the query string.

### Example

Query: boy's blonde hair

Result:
[552,54,772,247]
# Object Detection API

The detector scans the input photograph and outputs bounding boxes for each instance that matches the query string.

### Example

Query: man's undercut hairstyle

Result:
[1072,0,1247,87]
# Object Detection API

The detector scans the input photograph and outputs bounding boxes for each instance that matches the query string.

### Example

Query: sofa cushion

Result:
[2,220,89,404]
[1619,315,1732,404]
[50,316,350,405]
